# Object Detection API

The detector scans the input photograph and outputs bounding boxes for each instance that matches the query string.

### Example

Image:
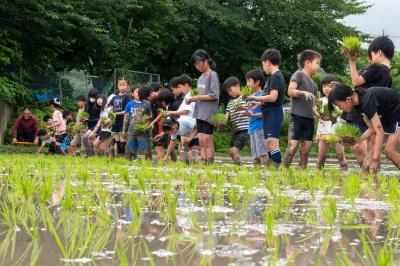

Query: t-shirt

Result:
[177,95,195,118]
[193,71,220,124]
[169,93,185,111]
[344,64,393,122]
[75,107,85,126]
[262,71,286,109]
[53,110,66,134]
[12,116,39,138]
[356,87,400,126]
[41,136,56,147]
[171,116,196,141]
[108,93,132,126]
[289,70,318,119]
[226,96,249,132]
[124,100,152,135]
[248,91,263,134]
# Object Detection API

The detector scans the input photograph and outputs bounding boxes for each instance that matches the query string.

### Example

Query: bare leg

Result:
[317,140,328,169]
[229,146,241,165]
[204,134,214,164]
[299,141,312,169]
[384,131,400,169]
[283,140,299,168]
[334,142,348,170]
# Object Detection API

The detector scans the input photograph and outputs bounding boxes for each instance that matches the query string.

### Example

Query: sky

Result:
[343,0,400,50]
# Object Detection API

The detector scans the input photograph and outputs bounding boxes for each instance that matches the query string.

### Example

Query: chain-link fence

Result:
[24,69,160,101]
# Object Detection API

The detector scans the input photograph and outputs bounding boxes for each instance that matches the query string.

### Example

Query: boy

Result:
[241,70,268,166]
[36,128,62,155]
[344,36,395,169]
[69,95,86,155]
[222,76,249,165]
[283,50,321,169]
[123,85,153,160]
[247,49,286,167]
[108,77,132,156]
[169,76,185,112]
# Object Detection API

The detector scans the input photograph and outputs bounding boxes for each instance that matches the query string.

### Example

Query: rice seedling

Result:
[240,86,253,99]
[342,173,361,204]
[321,197,337,227]
[342,36,362,56]
[133,114,151,133]
[210,105,227,125]
[79,112,89,122]
[334,123,361,146]
[264,208,276,246]
[190,88,199,96]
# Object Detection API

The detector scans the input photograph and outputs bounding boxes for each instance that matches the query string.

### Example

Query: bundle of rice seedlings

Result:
[67,122,76,134]
[80,112,89,122]
[326,134,340,144]
[134,114,151,133]
[334,123,361,146]
[73,124,86,134]
[342,36,362,56]
[158,108,168,118]
[240,86,253,99]
[108,110,116,121]
[191,88,199,96]
[211,106,227,125]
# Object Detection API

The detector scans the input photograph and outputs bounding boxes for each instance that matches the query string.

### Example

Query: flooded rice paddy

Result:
[0,155,399,265]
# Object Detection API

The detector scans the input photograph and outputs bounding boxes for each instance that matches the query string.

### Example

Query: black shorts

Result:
[99,131,112,140]
[16,129,36,142]
[111,121,123,133]
[196,119,214,135]
[188,137,200,147]
[230,130,248,150]
[153,133,169,147]
[292,114,314,141]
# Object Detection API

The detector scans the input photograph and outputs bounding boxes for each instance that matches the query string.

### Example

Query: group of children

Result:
[34,36,400,172]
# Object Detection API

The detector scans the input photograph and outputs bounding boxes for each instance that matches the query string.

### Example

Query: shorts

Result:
[16,129,36,142]
[99,131,112,140]
[111,122,123,134]
[383,122,400,135]
[230,130,248,150]
[196,119,214,135]
[262,106,284,139]
[127,134,151,155]
[250,128,268,158]
[153,134,169,147]
[188,137,200,147]
[292,114,314,141]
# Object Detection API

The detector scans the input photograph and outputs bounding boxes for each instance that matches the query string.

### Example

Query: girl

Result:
[315,75,347,170]
[81,88,100,156]
[186,49,220,164]
[328,84,400,172]
[91,95,113,156]
[49,98,66,148]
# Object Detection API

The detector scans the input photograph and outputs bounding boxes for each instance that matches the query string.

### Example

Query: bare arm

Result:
[251,90,278,103]
[167,110,189,117]
[369,113,386,160]
[163,139,175,160]
[348,56,366,87]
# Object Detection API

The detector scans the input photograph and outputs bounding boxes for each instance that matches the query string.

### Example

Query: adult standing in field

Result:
[12,107,39,144]
[187,49,220,164]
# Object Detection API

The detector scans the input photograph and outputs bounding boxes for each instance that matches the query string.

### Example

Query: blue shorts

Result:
[262,106,284,139]
[292,114,314,141]
[383,122,400,134]
[127,134,151,154]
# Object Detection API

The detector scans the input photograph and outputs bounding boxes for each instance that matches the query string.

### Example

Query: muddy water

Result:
[1,159,399,265]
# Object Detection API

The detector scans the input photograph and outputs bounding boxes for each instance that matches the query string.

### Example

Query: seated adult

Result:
[12,107,39,144]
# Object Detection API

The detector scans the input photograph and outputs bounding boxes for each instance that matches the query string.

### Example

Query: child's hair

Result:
[138,85,153,101]
[321,74,338,86]
[245,70,264,87]
[327,83,356,112]
[192,49,216,71]
[43,115,51,123]
[162,118,179,132]
[169,76,180,89]
[177,74,192,87]
[62,110,73,119]
[368,36,395,60]
[37,128,48,137]
[88,88,99,98]
[130,85,140,93]
[149,83,163,93]
[222,76,240,92]
[95,94,108,112]
[76,95,86,102]
[49,98,61,108]
[118,77,130,85]
[298,50,322,68]
[261,48,281,65]
[157,89,175,105]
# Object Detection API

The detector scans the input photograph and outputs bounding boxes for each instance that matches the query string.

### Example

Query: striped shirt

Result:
[226,96,249,132]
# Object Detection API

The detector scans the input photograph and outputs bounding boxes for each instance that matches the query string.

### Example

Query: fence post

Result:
[58,74,62,99]
[113,68,117,94]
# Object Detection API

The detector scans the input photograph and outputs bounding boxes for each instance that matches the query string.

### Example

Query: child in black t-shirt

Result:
[328,84,400,172]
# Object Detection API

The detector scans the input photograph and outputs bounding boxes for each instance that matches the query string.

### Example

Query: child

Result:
[328,84,400,172]
[49,98,67,145]
[247,49,286,167]
[315,74,347,170]
[123,85,153,160]
[81,88,100,157]
[62,110,75,153]
[108,77,132,156]
[36,128,61,155]
[242,69,268,166]
[69,95,86,155]
[187,49,220,164]
[169,76,185,112]
[222,77,249,165]
[344,36,395,168]
[91,95,113,156]
[155,118,196,163]
[283,50,321,169]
